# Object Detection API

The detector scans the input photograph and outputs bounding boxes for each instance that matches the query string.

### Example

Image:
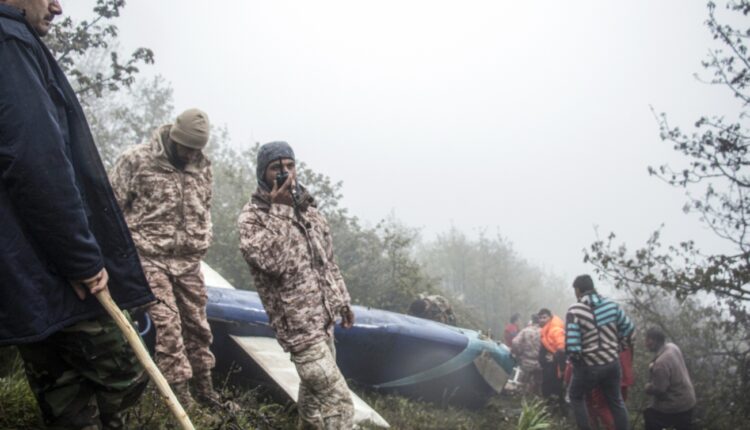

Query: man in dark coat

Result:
[0,1,155,428]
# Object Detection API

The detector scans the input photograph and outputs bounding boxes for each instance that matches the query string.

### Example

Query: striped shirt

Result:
[565,293,634,366]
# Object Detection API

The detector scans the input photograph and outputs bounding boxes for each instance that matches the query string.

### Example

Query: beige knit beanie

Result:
[169,108,210,149]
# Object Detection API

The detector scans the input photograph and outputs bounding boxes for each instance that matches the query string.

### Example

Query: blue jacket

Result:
[0,4,155,345]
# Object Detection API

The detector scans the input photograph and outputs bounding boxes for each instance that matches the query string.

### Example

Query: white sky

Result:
[64,0,738,280]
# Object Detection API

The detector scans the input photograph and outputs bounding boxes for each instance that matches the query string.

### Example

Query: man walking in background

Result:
[511,314,542,395]
[565,274,634,430]
[239,141,355,429]
[538,308,566,410]
[0,0,155,427]
[110,108,224,408]
[644,328,695,430]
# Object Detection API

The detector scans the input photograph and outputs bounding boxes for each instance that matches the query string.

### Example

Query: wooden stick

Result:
[96,289,195,430]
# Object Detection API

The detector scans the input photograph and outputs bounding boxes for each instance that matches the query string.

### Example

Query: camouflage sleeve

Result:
[205,165,213,243]
[205,165,213,212]
[322,216,351,304]
[511,330,523,356]
[238,202,296,277]
[109,150,137,212]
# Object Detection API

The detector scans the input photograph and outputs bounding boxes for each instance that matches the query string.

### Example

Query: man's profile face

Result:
[538,313,551,327]
[645,336,658,353]
[264,158,296,188]
[5,0,62,36]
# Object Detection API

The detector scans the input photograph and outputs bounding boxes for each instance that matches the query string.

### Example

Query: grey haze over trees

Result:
[585,1,750,424]
[46,0,153,101]
[46,1,579,337]
[419,227,570,336]
[45,0,171,170]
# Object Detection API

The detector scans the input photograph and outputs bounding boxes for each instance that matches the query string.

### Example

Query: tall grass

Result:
[1,349,574,430]
[517,399,552,430]
[0,347,42,429]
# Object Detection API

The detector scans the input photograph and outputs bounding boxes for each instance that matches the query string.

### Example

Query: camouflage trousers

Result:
[291,338,354,430]
[143,258,215,384]
[519,365,543,396]
[17,313,148,430]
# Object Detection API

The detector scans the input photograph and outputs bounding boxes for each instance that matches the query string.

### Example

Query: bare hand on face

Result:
[69,268,110,300]
[270,170,296,206]
[340,306,355,329]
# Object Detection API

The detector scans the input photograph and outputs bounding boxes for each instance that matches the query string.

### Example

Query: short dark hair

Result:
[510,313,520,323]
[538,308,552,317]
[646,327,666,345]
[573,274,595,294]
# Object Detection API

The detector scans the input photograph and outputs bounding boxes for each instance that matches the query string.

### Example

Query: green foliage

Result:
[36,1,172,170]
[359,391,518,430]
[517,399,551,430]
[419,227,571,337]
[87,74,175,170]
[332,215,437,311]
[584,1,750,423]
[615,286,749,429]
[123,384,298,430]
[203,139,257,289]
[0,348,41,429]
[46,0,154,101]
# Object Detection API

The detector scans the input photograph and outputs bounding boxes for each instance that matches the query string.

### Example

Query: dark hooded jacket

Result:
[0,4,154,345]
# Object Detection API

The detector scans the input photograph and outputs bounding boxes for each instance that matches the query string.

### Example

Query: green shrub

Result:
[517,399,551,430]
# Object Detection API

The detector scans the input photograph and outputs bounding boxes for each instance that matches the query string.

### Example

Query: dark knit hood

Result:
[256,141,295,191]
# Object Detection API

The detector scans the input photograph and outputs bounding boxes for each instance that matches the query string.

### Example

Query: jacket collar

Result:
[579,291,602,306]
[652,343,668,361]
[0,4,25,22]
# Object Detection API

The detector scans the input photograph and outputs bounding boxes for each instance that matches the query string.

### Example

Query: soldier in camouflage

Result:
[511,314,542,395]
[238,141,355,429]
[407,293,457,326]
[110,108,222,409]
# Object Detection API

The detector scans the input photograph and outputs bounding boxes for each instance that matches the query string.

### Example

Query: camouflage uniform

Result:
[238,189,354,428]
[410,294,457,325]
[293,339,354,429]
[511,324,542,394]
[16,313,148,430]
[110,125,214,385]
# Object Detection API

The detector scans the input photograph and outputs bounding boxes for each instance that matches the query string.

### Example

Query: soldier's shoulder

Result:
[306,206,331,225]
[238,201,268,224]
[117,142,152,163]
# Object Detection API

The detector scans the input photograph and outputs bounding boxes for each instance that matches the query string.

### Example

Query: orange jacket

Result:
[540,315,565,353]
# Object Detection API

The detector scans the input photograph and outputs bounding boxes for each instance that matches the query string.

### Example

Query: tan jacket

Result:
[238,193,351,353]
[110,125,212,258]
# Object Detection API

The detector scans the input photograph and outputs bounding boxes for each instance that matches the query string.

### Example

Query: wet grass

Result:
[1,346,571,429]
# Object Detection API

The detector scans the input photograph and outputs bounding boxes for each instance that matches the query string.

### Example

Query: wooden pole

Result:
[96,289,195,430]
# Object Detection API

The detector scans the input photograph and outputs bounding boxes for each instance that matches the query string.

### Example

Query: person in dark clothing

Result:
[0,1,155,427]
[644,328,696,430]
[538,308,566,411]
[565,275,634,430]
